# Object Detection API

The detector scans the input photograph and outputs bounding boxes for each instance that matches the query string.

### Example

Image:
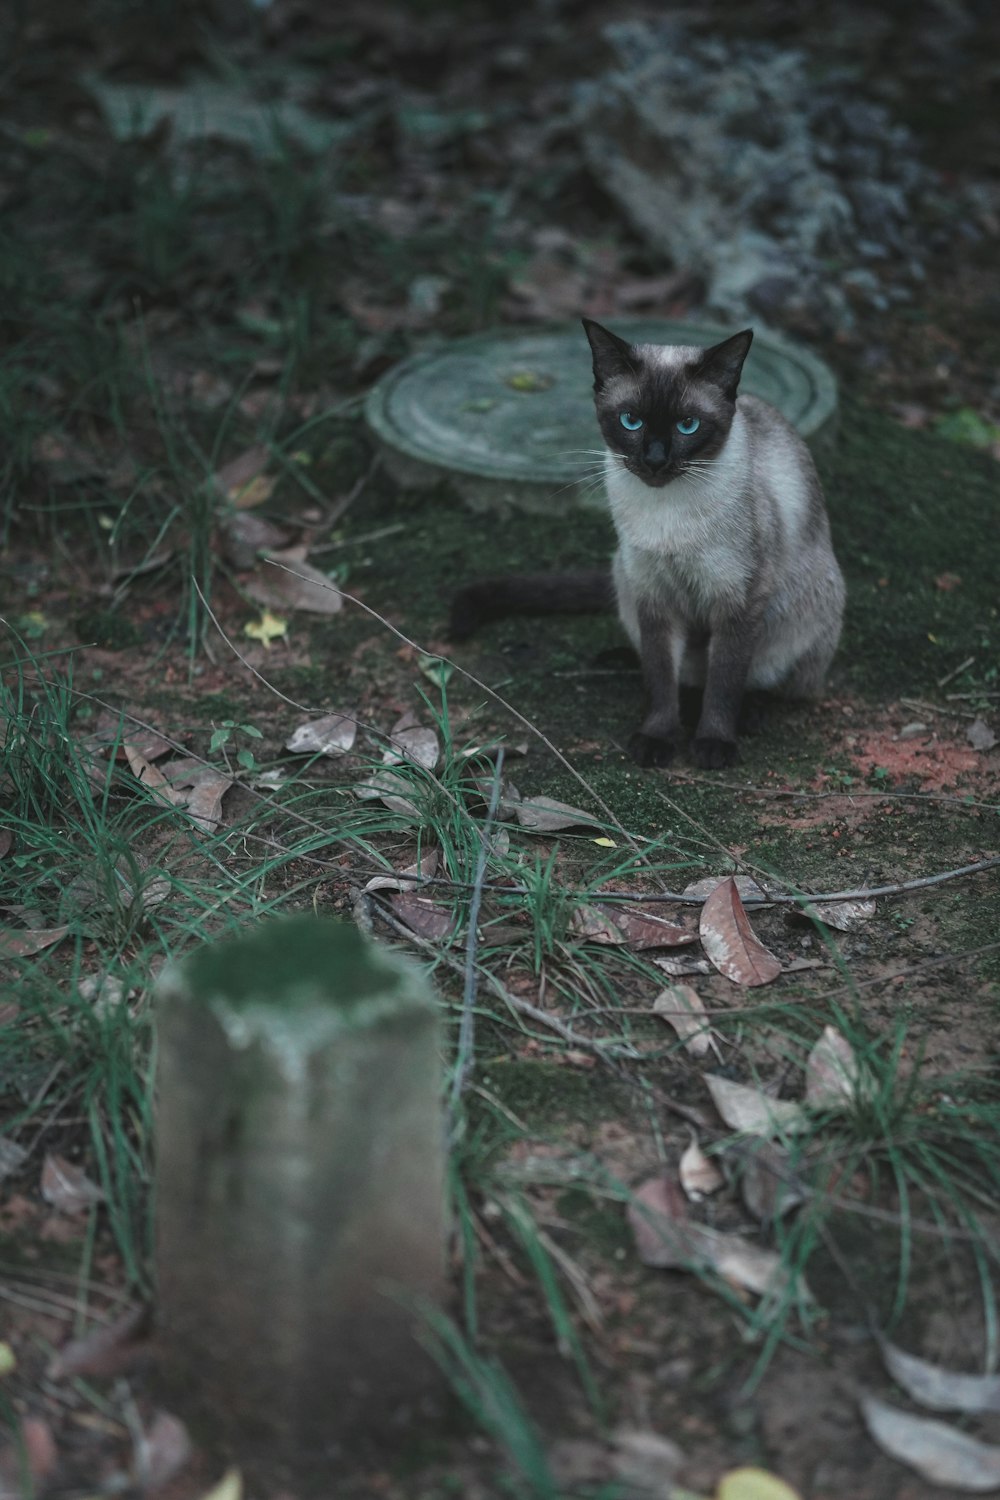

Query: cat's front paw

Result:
[691,736,739,770]
[628,730,677,768]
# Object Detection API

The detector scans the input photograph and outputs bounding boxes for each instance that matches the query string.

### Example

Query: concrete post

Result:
[154,917,445,1464]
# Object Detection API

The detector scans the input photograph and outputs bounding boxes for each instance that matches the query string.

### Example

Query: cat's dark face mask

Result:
[583,321,753,489]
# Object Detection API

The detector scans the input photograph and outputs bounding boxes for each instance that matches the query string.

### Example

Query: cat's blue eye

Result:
[676,416,700,435]
[619,412,643,431]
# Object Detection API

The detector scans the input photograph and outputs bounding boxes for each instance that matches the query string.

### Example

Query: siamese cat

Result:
[449,321,845,770]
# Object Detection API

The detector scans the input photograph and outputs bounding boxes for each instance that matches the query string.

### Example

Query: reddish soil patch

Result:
[848,722,986,792]
[757,702,999,834]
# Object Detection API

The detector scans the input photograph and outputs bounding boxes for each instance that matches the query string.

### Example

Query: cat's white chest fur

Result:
[605,409,754,621]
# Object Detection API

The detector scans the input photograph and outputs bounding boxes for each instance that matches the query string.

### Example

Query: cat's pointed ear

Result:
[583,319,636,386]
[694,329,753,399]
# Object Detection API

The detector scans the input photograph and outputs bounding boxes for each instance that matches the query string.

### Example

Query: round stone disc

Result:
[365,319,837,510]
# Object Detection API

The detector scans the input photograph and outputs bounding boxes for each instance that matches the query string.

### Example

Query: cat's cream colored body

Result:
[606,387,845,699]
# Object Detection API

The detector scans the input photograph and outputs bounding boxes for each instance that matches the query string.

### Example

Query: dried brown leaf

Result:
[738,1140,807,1223]
[41,1153,104,1215]
[284,712,358,757]
[605,904,698,949]
[354,769,420,817]
[139,1409,193,1491]
[364,850,439,894]
[88,711,173,764]
[513,795,602,832]
[159,759,233,832]
[570,904,627,944]
[627,1174,793,1298]
[679,1134,725,1200]
[247,547,344,615]
[124,742,172,793]
[704,1075,808,1137]
[799,898,876,932]
[805,1025,874,1109]
[860,1392,1000,1491]
[699,877,782,986]
[683,874,769,903]
[878,1337,1000,1415]
[653,984,720,1058]
[627,1174,693,1268]
[389,892,456,943]
[654,952,712,978]
[383,717,440,772]
[213,444,270,503]
[218,511,292,569]
[19,1416,58,1486]
[0,1137,28,1184]
[968,718,997,752]
[609,1427,684,1489]
[0,924,70,958]
[48,1303,149,1381]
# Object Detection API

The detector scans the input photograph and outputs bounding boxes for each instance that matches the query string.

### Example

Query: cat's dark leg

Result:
[629,605,682,767]
[738,690,772,735]
[692,627,756,769]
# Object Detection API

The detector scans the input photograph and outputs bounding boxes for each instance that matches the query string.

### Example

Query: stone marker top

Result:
[365,318,838,499]
[157,917,436,1055]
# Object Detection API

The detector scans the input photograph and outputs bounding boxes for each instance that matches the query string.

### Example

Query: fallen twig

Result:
[937,654,975,688]
[448,748,505,1135]
[669,769,999,812]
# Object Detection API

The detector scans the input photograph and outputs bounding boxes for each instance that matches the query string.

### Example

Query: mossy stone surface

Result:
[366,319,838,509]
[159,916,437,1032]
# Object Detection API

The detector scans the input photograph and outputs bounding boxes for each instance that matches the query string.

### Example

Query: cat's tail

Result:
[448,569,614,640]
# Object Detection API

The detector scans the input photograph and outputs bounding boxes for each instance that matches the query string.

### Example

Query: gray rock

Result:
[574,19,949,330]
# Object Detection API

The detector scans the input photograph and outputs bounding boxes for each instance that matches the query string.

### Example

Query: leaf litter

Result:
[0,925,70,959]
[48,1304,149,1381]
[123,746,233,832]
[653,983,721,1058]
[41,1154,104,1215]
[679,1133,726,1200]
[699,877,782,986]
[627,1174,800,1301]
[507,792,604,832]
[796,897,877,932]
[382,711,440,771]
[572,903,697,950]
[859,1392,1000,1491]
[877,1335,1000,1415]
[737,1139,808,1224]
[704,1075,809,1137]
[284,711,358,757]
[804,1025,875,1109]
[247,546,344,615]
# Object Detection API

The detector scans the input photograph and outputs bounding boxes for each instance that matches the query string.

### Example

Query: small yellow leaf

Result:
[717,1467,802,1500]
[198,1469,243,1500]
[927,633,939,644]
[231,473,276,509]
[0,1342,16,1376]
[592,836,617,847]
[244,610,287,647]
[506,369,553,392]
